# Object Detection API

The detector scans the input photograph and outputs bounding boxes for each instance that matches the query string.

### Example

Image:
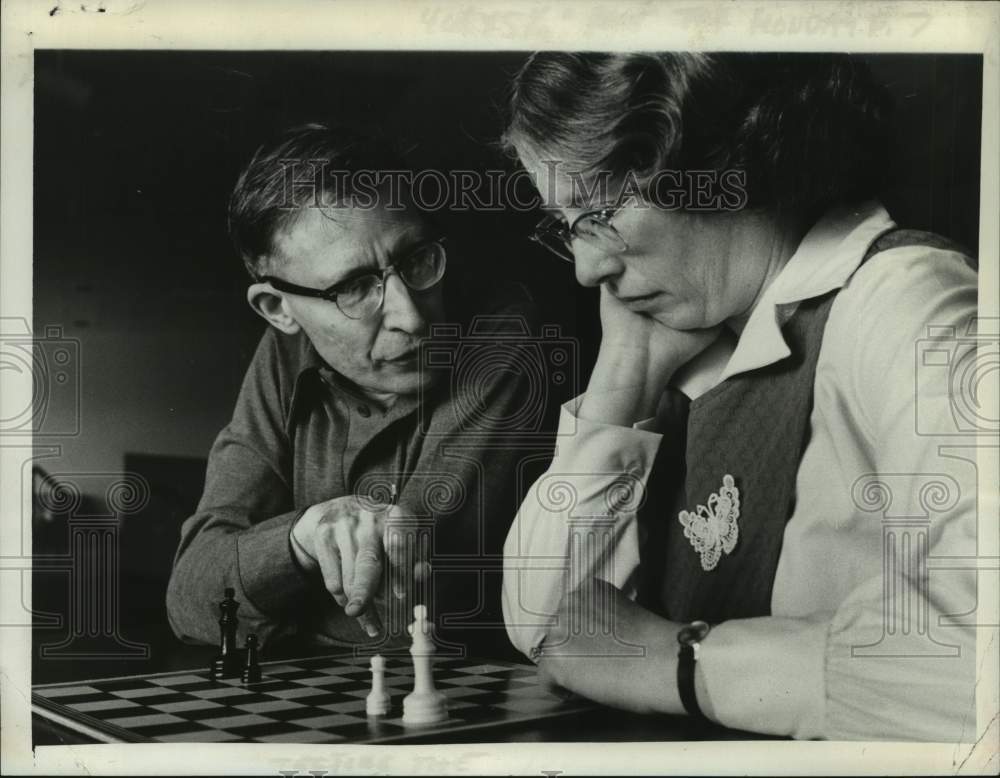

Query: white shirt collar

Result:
[672,330,736,401]
[669,201,896,399]
[718,201,896,381]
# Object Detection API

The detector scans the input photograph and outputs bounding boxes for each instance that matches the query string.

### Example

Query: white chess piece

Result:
[366,654,390,716]
[402,604,448,725]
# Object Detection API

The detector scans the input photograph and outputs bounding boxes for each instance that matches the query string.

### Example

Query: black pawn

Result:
[242,633,261,684]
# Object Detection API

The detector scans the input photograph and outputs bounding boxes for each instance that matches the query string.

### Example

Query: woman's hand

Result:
[536,578,685,715]
[579,287,721,426]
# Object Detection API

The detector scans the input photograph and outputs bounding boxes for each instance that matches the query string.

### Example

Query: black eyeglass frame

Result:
[529,204,630,264]
[257,237,448,318]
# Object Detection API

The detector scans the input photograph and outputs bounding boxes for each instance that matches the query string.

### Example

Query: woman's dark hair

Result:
[228,122,404,278]
[503,52,892,218]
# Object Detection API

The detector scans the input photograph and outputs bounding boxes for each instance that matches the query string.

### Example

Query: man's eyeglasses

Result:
[529,205,629,264]
[259,238,447,320]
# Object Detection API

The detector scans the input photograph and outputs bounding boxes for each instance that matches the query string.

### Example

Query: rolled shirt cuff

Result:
[556,395,664,475]
[504,399,664,656]
[698,614,830,739]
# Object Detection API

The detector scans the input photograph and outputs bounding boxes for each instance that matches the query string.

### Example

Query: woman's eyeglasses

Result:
[529,205,629,263]
[258,238,447,320]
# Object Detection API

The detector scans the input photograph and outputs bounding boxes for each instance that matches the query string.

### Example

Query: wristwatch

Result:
[676,620,712,725]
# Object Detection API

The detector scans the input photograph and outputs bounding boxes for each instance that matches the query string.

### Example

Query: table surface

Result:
[31,625,771,745]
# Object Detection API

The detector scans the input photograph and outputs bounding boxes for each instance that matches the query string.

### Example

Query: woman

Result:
[501,53,978,741]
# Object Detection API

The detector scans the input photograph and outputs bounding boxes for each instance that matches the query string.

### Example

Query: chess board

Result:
[32,654,593,744]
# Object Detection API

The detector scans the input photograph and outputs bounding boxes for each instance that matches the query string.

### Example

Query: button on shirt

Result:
[502,202,979,740]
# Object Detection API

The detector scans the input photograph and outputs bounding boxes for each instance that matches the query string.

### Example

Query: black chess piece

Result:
[242,633,262,685]
[209,588,241,680]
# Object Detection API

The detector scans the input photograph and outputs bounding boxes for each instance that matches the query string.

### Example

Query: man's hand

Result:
[536,578,712,718]
[580,287,720,426]
[290,497,429,637]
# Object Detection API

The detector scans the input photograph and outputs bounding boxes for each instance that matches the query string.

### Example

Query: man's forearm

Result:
[166,522,241,645]
[166,508,310,646]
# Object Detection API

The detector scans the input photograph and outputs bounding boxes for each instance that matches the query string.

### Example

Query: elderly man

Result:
[166,124,547,657]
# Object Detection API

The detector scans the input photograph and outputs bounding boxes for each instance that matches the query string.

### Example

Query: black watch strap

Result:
[676,620,712,725]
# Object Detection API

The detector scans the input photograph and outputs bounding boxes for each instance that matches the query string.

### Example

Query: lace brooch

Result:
[678,474,740,572]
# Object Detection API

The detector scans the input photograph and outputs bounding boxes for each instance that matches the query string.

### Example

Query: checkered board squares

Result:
[33,653,592,744]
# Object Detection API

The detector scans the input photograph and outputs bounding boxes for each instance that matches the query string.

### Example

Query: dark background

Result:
[31,51,983,677]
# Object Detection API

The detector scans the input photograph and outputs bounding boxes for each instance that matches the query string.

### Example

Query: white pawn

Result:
[365,654,390,716]
[402,604,447,725]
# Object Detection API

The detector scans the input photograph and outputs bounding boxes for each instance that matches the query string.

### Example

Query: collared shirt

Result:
[502,202,979,740]
[168,282,553,657]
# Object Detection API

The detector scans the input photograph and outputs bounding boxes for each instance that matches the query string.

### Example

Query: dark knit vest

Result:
[637,229,972,624]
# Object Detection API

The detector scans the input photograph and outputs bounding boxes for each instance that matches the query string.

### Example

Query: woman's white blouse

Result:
[502,202,981,740]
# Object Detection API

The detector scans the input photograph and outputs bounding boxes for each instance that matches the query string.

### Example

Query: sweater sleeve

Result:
[165,328,313,646]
